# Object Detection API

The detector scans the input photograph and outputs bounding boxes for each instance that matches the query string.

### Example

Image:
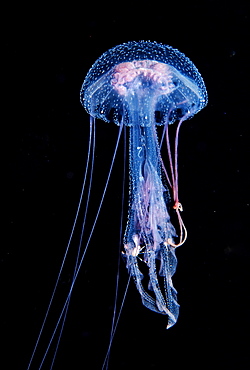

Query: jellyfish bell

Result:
[81,40,207,126]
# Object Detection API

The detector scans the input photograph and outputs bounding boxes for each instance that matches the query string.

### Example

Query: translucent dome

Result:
[80,41,208,125]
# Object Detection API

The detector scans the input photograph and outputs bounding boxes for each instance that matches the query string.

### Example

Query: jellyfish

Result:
[81,41,208,329]
[27,41,207,369]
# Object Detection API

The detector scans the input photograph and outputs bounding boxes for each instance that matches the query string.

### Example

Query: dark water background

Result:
[3,2,249,369]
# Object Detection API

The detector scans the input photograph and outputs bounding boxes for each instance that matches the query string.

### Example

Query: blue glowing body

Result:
[80,41,207,328]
